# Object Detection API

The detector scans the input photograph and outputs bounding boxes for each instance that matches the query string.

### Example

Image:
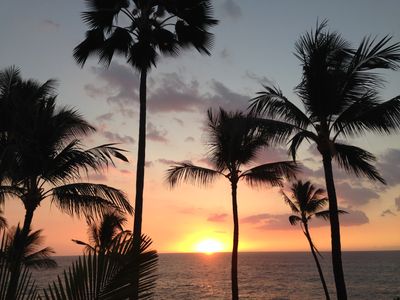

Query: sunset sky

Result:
[1,0,399,255]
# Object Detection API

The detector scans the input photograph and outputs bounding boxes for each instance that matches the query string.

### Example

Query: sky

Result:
[0,0,399,255]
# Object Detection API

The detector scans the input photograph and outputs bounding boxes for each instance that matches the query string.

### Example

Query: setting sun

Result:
[195,239,224,254]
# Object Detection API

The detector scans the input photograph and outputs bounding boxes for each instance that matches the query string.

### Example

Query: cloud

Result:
[96,113,114,122]
[101,131,135,145]
[88,173,107,181]
[377,148,400,186]
[148,73,249,113]
[148,73,203,113]
[220,48,230,59]
[242,209,369,230]
[173,118,184,126]
[245,71,274,86]
[86,70,249,115]
[221,0,242,19]
[196,157,214,168]
[178,206,204,215]
[381,209,396,217]
[396,197,400,211]
[184,136,195,142]
[157,159,178,165]
[336,182,379,206]
[85,62,140,107]
[253,147,289,165]
[147,122,168,143]
[207,213,228,222]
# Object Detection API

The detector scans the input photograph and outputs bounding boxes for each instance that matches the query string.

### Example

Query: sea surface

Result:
[32,251,400,299]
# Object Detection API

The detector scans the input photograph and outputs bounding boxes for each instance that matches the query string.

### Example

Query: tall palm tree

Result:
[166,108,299,300]
[72,210,130,254]
[0,67,133,300]
[249,21,400,299]
[282,180,340,300]
[74,3,218,287]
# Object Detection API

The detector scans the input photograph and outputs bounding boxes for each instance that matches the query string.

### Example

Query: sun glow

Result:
[195,239,224,254]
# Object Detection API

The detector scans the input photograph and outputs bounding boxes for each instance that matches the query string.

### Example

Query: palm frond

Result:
[249,85,311,128]
[0,186,24,205]
[44,142,128,185]
[306,199,329,214]
[332,94,400,138]
[166,163,220,187]
[73,29,105,67]
[281,191,300,213]
[0,230,40,300]
[288,130,318,160]
[289,215,302,226]
[334,143,385,183]
[0,66,21,97]
[241,161,299,187]
[6,227,57,270]
[314,209,347,220]
[249,117,298,145]
[51,183,133,218]
[44,234,158,300]
[71,239,96,254]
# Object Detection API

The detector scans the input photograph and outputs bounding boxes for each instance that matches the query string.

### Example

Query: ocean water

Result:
[32,251,400,299]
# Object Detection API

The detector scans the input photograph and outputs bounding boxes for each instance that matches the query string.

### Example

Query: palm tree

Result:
[249,21,400,299]
[74,3,218,288]
[0,230,40,300]
[72,210,130,254]
[282,180,341,300]
[44,234,158,300]
[0,67,133,299]
[5,226,57,270]
[166,108,299,300]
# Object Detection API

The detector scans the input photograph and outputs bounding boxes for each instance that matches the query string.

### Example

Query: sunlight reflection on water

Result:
[32,251,400,299]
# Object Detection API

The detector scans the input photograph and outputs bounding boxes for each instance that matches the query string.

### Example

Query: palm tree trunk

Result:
[230,180,239,300]
[304,223,330,300]
[6,207,34,300]
[322,154,347,300]
[132,69,147,300]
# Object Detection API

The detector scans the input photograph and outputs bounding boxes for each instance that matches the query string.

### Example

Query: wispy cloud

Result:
[207,213,228,222]
[396,196,400,211]
[101,131,135,145]
[242,208,369,230]
[147,122,168,143]
[96,113,114,122]
[381,209,396,217]
[221,0,242,19]
[85,62,140,107]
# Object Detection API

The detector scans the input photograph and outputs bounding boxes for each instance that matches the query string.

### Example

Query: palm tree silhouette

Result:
[5,226,57,270]
[74,4,218,289]
[45,234,158,300]
[166,109,299,300]
[282,180,346,300]
[249,21,400,299]
[72,210,131,254]
[0,67,133,299]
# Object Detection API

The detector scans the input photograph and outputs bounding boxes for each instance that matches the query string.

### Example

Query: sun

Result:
[195,239,224,254]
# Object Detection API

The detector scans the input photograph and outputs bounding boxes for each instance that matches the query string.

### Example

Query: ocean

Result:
[32,251,400,299]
